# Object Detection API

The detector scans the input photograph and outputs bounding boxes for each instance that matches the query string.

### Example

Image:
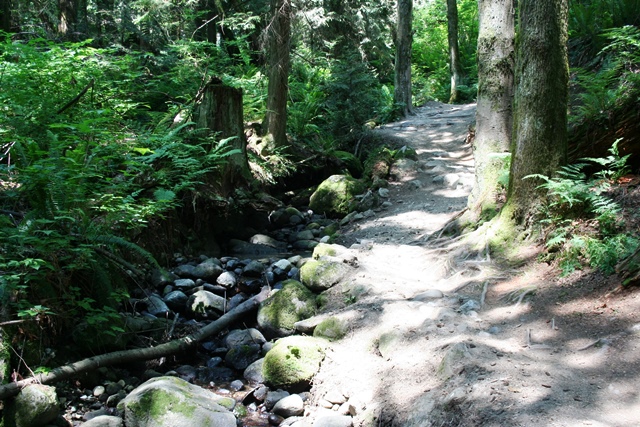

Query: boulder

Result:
[225,343,262,370]
[5,384,59,427]
[312,243,357,265]
[117,376,235,427]
[309,175,366,217]
[262,336,327,392]
[187,290,226,318]
[300,259,353,292]
[272,394,305,417]
[257,280,317,339]
[243,358,265,384]
[193,258,224,281]
[313,317,347,341]
[81,415,125,427]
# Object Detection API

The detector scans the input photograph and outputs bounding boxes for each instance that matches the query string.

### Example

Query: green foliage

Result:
[528,142,636,274]
[412,0,478,104]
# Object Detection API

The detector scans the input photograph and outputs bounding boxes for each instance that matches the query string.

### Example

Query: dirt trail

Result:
[304,102,640,427]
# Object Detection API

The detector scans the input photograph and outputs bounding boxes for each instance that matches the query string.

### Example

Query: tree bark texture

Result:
[263,0,291,149]
[467,0,514,219]
[58,0,76,35]
[0,288,270,401]
[394,0,413,117]
[447,0,464,104]
[195,80,251,192]
[1,0,11,33]
[505,0,569,225]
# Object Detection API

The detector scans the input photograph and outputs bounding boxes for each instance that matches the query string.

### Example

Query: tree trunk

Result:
[58,0,76,35]
[447,0,464,104]
[195,79,251,194]
[0,288,270,400]
[504,0,569,225]
[195,0,218,43]
[467,0,514,220]
[1,0,11,33]
[263,0,291,150]
[394,0,413,117]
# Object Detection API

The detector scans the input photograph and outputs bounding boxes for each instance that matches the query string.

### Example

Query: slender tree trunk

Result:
[447,0,464,104]
[394,0,413,117]
[1,0,11,33]
[195,79,251,194]
[504,0,569,225]
[467,0,514,220]
[195,0,218,43]
[263,0,291,150]
[58,0,76,35]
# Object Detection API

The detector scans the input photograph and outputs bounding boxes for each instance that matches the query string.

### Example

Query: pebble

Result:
[272,394,305,417]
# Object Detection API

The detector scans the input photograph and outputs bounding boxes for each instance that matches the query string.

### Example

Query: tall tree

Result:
[58,0,76,35]
[467,0,514,220]
[394,0,413,117]
[446,0,464,103]
[1,0,11,33]
[504,0,569,225]
[263,0,291,150]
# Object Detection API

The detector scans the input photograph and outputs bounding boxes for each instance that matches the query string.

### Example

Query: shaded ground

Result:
[303,102,640,426]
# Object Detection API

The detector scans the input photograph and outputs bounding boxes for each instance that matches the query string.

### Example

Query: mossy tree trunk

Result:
[263,0,291,150]
[394,0,413,117]
[503,0,569,226]
[467,0,514,221]
[447,0,464,104]
[195,79,251,194]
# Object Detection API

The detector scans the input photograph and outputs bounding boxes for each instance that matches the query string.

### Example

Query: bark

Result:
[394,0,413,117]
[447,0,464,104]
[195,0,218,43]
[467,0,514,220]
[0,288,270,401]
[58,0,76,35]
[263,0,291,150]
[504,0,569,225]
[1,0,11,33]
[195,79,251,193]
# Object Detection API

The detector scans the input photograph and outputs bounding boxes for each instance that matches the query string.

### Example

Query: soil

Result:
[303,102,640,426]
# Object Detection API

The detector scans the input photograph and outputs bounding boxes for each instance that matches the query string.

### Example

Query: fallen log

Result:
[0,287,270,401]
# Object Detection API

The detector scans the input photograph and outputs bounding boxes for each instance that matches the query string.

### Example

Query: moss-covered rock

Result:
[262,336,327,392]
[313,317,347,341]
[5,384,59,427]
[300,259,353,292]
[117,376,235,427]
[309,175,366,217]
[257,280,317,339]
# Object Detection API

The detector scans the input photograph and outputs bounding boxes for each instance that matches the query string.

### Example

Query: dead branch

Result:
[56,78,95,115]
[0,287,270,401]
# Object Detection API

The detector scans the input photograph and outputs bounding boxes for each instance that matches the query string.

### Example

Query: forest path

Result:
[305,102,640,427]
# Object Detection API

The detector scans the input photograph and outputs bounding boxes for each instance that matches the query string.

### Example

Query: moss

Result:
[300,259,351,291]
[313,317,347,341]
[320,222,340,237]
[312,243,338,258]
[309,175,366,217]
[262,336,327,391]
[129,388,196,420]
[257,280,317,337]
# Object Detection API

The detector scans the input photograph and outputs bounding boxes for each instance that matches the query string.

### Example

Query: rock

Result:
[145,295,170,317]
[292,240,319,251]
[173,264,198,278]
[377,331,403,359]
[265,389,290,410]
[225,343,262,370]
[187,290,226,318]
[309,175,366,217]
[272,394,305,417]
[250,234,287,249]
[313,415,353,427]
[437,342,471,380]
[229,380,244,392]
[312,243,355,263]
[441,387,467,406]
[409,179,423,189]
[193,258,224,281]
[412,289,444,300]
[257,280,317,338]
[118,376,235,427]
[443,173,460,188]
[225,328,267,348]
[273,259,293,272]
[5,384,59,427]
[292,230,315,242]
[174,278,196,290]
[268,414,286,425]
[163,290,188,311]
[355,190,376,212]
[390,158,417,180]
[244,358,265,384]
[313,317,347,341]
[216,271,237,288]
[229,239,280,256]
[81,415,124,427]
[300,259,353,292]
[458,299,481,314]
[244,260,266,277]
[324,390,347,405]
[262,336,327,392]
[150,268,176,288]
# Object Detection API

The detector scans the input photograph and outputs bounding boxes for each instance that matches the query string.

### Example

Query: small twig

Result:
[0,319,30,327]
[167,313,179,339]
[480,281,489,307]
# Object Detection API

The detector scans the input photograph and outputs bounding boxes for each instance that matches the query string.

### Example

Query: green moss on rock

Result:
[300,259,352,292]
[313,317,347,341]
[309,175,366,217]
[262,336,327,392]
[257,280,317,339]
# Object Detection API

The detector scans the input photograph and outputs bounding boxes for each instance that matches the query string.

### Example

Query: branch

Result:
[0,287,270,401]
[56,78,95,115]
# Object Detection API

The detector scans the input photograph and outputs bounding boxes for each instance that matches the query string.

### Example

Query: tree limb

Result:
[0,287,270,401]
[56,78,95,115]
